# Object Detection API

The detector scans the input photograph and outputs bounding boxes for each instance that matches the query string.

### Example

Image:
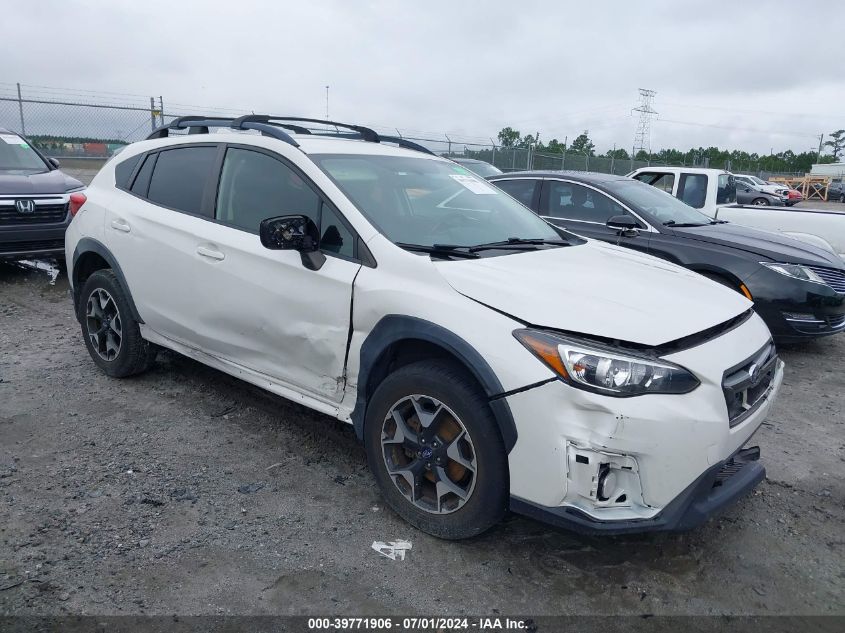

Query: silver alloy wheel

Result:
[85,288,122,361]
[752,198,767,206]
[381,394,478,515]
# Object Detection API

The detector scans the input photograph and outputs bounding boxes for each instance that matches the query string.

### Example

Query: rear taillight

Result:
[69,192,87,217]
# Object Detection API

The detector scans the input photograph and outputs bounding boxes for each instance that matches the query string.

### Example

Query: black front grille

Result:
[808,266,845,294]
[722,342,778,427]
[0,202,68,225]
[0,239,65,254]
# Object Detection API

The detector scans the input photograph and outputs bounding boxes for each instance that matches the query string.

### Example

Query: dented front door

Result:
[187,221,359,402]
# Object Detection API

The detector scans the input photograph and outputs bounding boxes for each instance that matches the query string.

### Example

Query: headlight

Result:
[761,263,825,285]
[513,330,700,397]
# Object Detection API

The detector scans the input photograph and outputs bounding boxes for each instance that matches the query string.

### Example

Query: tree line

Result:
[496,127,845,174]
[25,134,127,148]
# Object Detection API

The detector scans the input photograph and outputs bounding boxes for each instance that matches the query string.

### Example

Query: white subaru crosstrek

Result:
[65,116,784,539]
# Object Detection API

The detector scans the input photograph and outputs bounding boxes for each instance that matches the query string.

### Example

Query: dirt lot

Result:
[0,259,843,618]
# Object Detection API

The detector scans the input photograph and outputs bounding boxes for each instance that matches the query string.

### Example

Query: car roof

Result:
[490,170,631,184]
[450,157,486,164]
[631,166,731,175]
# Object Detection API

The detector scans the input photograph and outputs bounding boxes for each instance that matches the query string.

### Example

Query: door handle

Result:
[196,245,225,261]
[110,219,131,233]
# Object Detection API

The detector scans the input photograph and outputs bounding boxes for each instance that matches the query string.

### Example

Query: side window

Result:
[678,174,708,209]
[130,153,157,197]
[114,154,142,189]
[494,179,537,209]
[633,172,673,191]
[319,203,355,258]
[147,146,217,216]
[717,174,736,204]
[651,173,675,193]
[215,148,320,233]
[544,181,624,223]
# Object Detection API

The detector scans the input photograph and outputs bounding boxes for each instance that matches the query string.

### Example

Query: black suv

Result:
[0,128,84,260]
[489,171,845,342]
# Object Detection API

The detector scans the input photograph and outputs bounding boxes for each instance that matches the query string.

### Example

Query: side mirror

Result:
[606,215,640,236]
[259,214,326,271]
[48,157,60,169]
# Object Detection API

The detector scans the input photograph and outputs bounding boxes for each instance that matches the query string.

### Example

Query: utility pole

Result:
[632,88,657,159]
[561,135,567,170]
[817,133,824,163]
[150,97,157,132]
[16,83,25,135]
[325,86,330,119]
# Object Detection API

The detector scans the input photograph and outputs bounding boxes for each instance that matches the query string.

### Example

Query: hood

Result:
[434,241,751,347]
[670,223,844,268]
[0,169,83,195]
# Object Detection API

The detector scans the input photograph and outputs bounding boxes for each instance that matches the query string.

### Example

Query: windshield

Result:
[0,133,48,172]
[312,154,561,247]
[605,179,713,225]
[749,176,767,185]
[453,160,502,177]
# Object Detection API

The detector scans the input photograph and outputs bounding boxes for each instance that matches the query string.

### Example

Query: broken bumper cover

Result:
[510,446,764,535]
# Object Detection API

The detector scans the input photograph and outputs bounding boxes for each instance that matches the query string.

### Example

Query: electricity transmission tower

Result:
[632,89,657,158]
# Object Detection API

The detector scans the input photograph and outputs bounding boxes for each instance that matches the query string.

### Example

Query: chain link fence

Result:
[0,83,805,178]
[0,85,166,159]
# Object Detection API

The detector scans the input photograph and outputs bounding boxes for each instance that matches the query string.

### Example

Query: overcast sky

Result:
[3,0,844,154]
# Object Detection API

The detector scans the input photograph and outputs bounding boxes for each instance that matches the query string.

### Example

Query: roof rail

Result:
[147,116,299,147]
[379,135,435,156]
[145,115,434,155]
[232,116,380,143]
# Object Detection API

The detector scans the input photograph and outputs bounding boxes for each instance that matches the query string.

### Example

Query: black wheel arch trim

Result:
[71,237,144,323]
[350,315,519,453]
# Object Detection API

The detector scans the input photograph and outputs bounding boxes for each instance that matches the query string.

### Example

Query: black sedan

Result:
[489,171,845,342]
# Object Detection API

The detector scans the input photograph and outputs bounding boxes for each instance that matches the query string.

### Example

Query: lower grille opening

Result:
[722,342,778,427]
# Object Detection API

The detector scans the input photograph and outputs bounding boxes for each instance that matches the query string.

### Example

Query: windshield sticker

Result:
[452,166,470,174]
[0,133,26,145]
[449,174,497,195]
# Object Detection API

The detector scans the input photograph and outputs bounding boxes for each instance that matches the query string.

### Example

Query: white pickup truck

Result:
[629,166,845,259]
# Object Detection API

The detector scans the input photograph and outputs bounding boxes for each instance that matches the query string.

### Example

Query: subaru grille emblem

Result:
[15,199,35,214]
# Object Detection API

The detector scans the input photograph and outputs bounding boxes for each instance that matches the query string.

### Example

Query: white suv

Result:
[66,116,784,539]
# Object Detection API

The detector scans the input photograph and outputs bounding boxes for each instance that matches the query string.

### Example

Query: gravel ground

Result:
[0,259,843,618]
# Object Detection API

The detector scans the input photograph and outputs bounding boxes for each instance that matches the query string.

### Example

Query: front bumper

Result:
[502,311,782,534]
[511,446,764,534]
[0,219,70,259]
[746,269,845,340]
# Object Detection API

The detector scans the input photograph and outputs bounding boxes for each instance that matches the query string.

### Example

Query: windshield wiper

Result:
[395,242,479,259]
[663,221,708,227]
[467,237,572,252]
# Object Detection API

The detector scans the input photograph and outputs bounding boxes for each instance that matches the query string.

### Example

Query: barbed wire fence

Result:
[0,82,803,177]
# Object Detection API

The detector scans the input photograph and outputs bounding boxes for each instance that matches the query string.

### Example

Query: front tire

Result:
[364,359,508,539]
[751,197,768,206]
[78,270,156,378]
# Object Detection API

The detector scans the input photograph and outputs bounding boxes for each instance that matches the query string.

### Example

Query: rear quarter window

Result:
[114,154,142,189]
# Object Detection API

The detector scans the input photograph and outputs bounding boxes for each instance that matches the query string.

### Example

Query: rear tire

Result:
[364,359,508,539]
[78,269,156,378]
